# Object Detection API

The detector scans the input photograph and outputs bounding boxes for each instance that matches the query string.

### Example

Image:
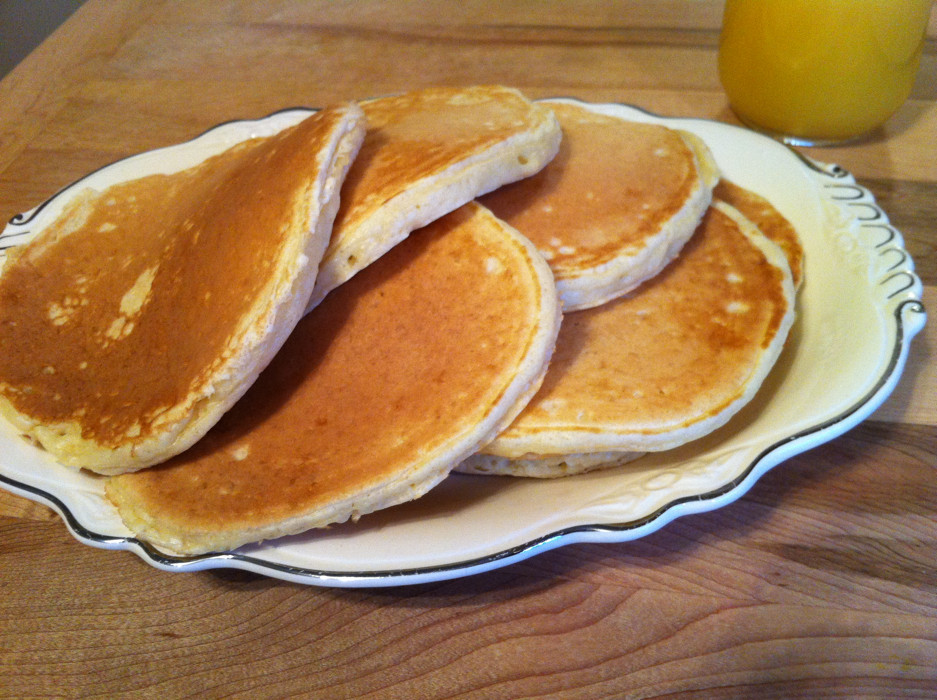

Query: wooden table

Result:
[1,2,935,697]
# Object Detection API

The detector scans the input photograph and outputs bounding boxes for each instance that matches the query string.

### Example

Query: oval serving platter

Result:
[0,100,926,587]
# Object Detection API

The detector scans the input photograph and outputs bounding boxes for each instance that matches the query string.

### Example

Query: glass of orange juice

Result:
[719,0,932,145]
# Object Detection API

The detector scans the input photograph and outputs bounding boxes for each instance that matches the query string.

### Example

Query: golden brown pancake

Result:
[479,100,719,311]
[305,85,561,310]
[458,201,795,477]
[0,104,365,475]
[105,202,561,554]
[714,179,804,289]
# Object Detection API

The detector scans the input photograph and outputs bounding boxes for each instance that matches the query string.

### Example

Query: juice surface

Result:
[719,0,931,142]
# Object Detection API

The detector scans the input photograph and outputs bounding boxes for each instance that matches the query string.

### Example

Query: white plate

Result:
[0,101,926,587]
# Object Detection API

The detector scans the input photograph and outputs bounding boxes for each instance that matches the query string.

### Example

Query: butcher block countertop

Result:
[1,2,935,697]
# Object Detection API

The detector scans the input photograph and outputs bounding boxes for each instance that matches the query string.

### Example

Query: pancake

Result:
[105,202,561,555]
[0,104,365,475]
[458,200,796,477]
[305,85,561,310]
[714,179,804,289]
[478,100,719,311]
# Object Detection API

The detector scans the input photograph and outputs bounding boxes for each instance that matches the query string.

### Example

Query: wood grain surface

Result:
[1,2,935,697]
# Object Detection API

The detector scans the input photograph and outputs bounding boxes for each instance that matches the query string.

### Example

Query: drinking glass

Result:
[718,0,932,146]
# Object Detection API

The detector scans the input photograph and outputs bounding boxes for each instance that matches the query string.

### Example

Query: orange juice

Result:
[719,0,931,144]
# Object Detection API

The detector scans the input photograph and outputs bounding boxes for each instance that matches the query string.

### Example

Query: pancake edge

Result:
[305,90,562,311]
[475,200,797,464]
[0,104,366,475]
[553,126,721,311]
[456,450,644,478]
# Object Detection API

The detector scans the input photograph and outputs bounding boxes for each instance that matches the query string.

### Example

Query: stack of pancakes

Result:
[0,87,801,555]
[460,100,800,477]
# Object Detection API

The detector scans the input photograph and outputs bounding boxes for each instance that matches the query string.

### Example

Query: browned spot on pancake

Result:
[0,108,349,448]
[714,180,803,288]
[479,102,697,273]
[503,205,787,437]
[108,204,545,533]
